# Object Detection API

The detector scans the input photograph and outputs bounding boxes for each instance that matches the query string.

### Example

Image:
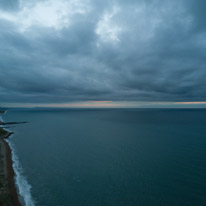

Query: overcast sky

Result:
[0,0,206,107]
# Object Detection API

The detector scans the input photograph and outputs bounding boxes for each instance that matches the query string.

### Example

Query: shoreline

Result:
[0,111,22,206]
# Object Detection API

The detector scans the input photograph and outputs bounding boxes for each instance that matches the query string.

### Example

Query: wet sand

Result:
[0,122,22,205]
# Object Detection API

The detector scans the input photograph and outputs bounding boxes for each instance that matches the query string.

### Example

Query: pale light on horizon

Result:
[2,101,206,109]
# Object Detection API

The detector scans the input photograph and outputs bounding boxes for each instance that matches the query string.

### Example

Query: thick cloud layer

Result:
[0,0,206,103]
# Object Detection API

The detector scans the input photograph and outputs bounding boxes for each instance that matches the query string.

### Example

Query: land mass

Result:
[0,110,21,206]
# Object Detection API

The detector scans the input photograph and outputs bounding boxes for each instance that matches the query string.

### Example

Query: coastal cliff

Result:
[0,111,21,206]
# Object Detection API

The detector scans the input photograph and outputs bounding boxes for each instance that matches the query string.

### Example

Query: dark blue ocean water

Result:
[3,109,206,206]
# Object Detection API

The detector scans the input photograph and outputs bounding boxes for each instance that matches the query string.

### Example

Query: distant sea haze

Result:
[4,108,206,206]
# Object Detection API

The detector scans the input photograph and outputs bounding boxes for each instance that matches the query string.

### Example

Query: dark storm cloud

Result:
[0,0,206,104]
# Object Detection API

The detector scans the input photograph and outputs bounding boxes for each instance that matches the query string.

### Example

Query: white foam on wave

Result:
[1,113,35,206]
[6,137,35,206]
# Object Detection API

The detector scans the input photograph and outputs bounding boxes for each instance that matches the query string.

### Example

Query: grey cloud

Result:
[0,0,19,11]
[187,0,206,32]
[0,0,206,104]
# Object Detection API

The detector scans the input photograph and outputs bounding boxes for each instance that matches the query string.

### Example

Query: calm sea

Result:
[3,108,206,206]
